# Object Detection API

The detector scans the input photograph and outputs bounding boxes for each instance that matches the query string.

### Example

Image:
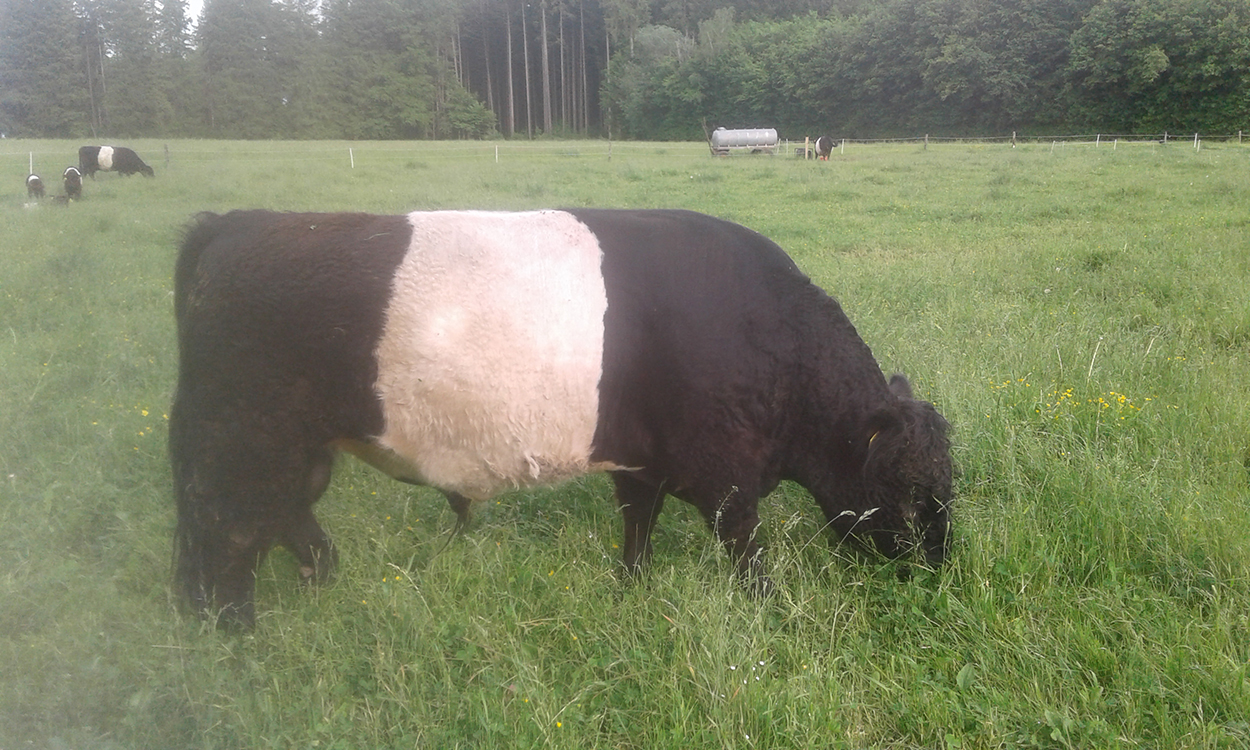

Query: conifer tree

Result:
[0,0,92,136]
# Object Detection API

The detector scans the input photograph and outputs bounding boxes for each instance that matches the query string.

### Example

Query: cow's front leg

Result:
[692,484,773,596]
[280,445,338,585]
[612,472,667,575]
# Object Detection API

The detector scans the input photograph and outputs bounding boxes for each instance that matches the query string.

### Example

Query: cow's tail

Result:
[169,403,206,617]
[173,212,222,327]
[170,212,221,620]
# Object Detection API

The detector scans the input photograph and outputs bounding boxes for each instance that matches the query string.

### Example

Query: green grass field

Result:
[1,138,1248,749]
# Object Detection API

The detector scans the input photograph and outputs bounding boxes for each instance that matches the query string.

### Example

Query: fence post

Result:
[29,152,33,174]
[1193,132,1199,149]
[1096,133,1101,146]
[349,147,354,168]
[840,138,845,155]
[924,134,929,150]
[1011,131,1017,148]
[804,136,810,160]
[495,145,499,163]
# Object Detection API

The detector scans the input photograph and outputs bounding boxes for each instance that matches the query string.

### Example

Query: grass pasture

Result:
[1,138,1248,749]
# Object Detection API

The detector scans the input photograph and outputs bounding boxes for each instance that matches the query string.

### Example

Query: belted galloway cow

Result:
[79,145,154,178]
[62,167,82,200]
[171,208,953,627]
[815,135,835,160]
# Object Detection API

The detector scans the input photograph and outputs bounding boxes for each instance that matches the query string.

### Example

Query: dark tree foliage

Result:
[831,0,1093,135]
[0,0,1247,139]
[93,0,176,136]
[320,0,495,140]
[197,0,314,138]
[0,0,91,137]
[1066,0,1250,132]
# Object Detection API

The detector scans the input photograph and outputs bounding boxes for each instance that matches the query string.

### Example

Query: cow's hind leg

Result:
[612,472,666,575]
[429,492,473,560]
[282,513,336,585]
[445,491,473,534]
[279,445,339,585]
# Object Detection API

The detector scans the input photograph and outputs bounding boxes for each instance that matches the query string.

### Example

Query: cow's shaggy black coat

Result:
[27,174,44,199]
[172,208,953,628]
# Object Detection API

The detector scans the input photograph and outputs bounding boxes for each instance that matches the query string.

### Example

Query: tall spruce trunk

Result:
[580,0,588,132]
[559,0,566,131]
[483,18,494,123]
[506,5,515,138]
[541,0,552,134]
[523,1,533,138]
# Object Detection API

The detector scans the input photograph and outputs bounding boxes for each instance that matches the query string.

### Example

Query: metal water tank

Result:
[710,127,779,154]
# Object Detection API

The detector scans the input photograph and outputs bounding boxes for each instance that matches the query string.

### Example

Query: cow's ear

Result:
[864,406,903,450]
[887,373,913,400]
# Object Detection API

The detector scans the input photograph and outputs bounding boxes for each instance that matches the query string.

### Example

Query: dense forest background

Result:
[2,0,1249,141]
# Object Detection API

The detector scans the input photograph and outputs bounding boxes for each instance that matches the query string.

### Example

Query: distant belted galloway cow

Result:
[171,208,954,627]
[815,135,835,160]
[26,173,44,199]
[61,167,82,200]
[79,145,154,178]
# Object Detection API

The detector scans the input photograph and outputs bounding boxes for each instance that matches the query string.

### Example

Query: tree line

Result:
[2,0,1248,141]
[612,0,1250,139]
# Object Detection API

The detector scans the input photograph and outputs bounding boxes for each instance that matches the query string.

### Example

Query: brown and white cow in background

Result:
[171,208,954,627]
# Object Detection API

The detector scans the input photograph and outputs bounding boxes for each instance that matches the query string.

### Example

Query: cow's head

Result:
[834,374,953,566]
[172,465,269,629]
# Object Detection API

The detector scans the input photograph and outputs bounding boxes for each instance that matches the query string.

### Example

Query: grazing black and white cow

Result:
[172,208,953,627]
[26,174,44,199]
[815,135,835,160]
[62,167,82,200]
[78,145,154,178]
